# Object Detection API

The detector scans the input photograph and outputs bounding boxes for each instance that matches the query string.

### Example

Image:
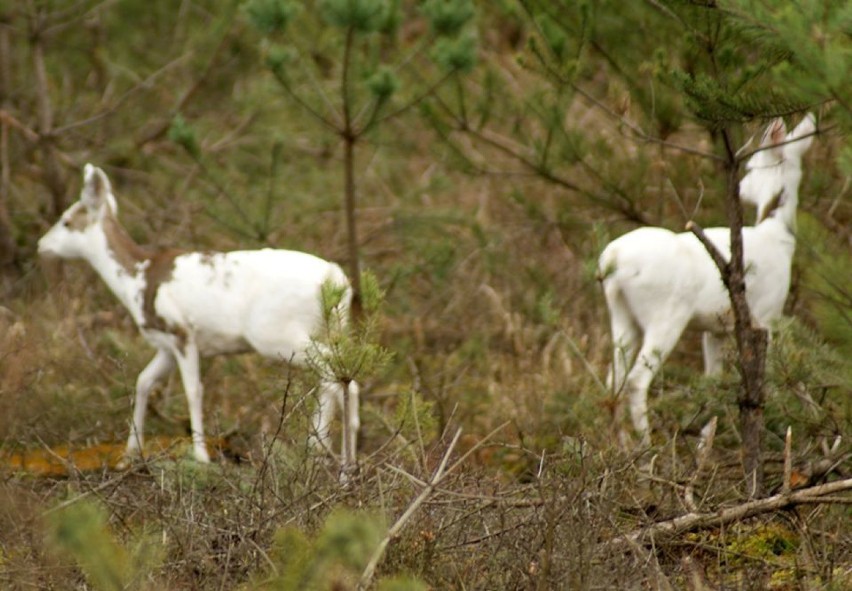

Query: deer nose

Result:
[37,237,57,257]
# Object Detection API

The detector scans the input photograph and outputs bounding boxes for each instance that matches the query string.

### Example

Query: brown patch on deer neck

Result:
[757,189,785,224]
[101,212,188,353]
[142,249,188,353]
[102,213,150,273]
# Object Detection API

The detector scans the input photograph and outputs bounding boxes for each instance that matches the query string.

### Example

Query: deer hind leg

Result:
[309,379,339,453]
[174,340,209,463]
[604,284,641,393]
[125,349,175,459]
[626,319,688,444]
[702,332,726,376]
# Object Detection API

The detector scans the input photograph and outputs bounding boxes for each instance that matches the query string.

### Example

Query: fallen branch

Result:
[608,477,852,548]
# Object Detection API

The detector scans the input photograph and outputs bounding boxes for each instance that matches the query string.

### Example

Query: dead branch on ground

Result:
[608,477,852,549]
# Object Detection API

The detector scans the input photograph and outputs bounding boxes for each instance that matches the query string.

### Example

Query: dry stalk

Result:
[250,369,294,499]
[559,329,609,395]
[684,417,717,512]
[783,426,793,494]
[681,555,712,591]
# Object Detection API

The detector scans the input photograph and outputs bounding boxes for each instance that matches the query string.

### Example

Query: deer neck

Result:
[772,175,801,235]
[85,213,152,325]
[777,191,798,235]
[766,184,799,236]
[758,168,801,236]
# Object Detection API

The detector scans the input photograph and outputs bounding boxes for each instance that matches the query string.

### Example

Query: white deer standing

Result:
[38,164,360,469]
[598,113,816,443]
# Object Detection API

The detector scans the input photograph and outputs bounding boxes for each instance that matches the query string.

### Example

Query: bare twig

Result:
[55,51,195,136]
[250,365,295,500]
[41,463,149,516]
[735,126,823,164]
[685,221,730,282]
[559,329,609,395]
[0,110,39,142]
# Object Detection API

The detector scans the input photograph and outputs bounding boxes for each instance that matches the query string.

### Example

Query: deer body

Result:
[39,165,359,467]
[140,249,347,358]
[599,114,815,442]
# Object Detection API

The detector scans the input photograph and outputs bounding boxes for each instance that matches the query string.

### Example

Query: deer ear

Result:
[81,164,113,212]
[761,118,787,149]
[784,112,816,159]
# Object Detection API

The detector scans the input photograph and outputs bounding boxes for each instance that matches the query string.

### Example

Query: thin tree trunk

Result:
[691,133,768,498]
[0,119,14,275]
[30,14,65,216]
[721,133,766,498]
[343,134,362,316]
[0,13,17,281]
[340,25,362,315]
[737,330,768,496]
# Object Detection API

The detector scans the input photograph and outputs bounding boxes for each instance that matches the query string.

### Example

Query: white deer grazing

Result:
[598,113,815,443]
[39,164,360,468]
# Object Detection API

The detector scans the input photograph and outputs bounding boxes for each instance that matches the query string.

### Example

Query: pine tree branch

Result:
[368,69,455,132]
[57,51,195,137]
[271,68,340,134]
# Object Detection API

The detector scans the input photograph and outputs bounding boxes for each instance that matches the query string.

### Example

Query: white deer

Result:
[38,164,360,469]
[598,113,816,443]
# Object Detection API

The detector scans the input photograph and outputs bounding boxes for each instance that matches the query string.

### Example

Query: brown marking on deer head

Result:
[65,204,91,232]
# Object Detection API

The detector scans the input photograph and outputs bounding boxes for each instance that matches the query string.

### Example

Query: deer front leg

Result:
[344,380,360,462]
[338,380,361,478]
[702,332,726,376]
[174,340,209,463]
[125,349,175,461]
[309,380,339,453]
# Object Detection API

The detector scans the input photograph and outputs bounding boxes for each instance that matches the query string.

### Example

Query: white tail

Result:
[38,164,360,469]
[598,113,816,443]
